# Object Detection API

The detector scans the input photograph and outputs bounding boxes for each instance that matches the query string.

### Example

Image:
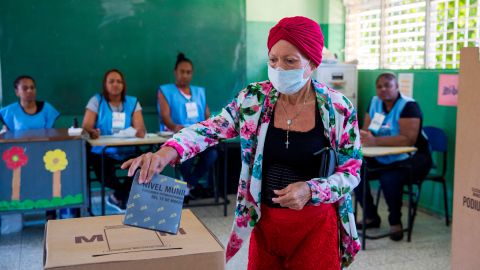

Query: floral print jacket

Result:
[163,79,362,268]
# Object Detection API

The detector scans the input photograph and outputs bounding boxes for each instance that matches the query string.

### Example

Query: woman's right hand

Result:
[89,128,100,139]
[120,146,179,184]
[173,125,184,133]
[360,130,376,146]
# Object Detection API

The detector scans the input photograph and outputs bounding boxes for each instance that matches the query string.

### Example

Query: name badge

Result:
[185,102,199,119]
[368,112,385,134]
[112,112,126,133]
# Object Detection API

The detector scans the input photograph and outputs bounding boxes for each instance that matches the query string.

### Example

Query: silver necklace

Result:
[279,88,311,149]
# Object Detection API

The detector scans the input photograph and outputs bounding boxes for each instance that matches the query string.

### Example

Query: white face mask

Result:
[267,62,310,95]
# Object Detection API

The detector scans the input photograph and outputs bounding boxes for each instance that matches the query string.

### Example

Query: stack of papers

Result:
[113,127,137,138]
[67,127,83,136]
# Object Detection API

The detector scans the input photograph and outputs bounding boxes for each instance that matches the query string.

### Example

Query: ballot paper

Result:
[123,172,187,234]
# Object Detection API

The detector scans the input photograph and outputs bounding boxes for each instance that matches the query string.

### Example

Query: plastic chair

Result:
[419,126,450,226]
[372,127,449,230]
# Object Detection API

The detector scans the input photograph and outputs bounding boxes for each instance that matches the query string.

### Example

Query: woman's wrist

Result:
[157,146,180,163]
[173,124,183,132]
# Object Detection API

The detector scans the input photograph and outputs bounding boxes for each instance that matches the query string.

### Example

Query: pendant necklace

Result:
[279,87,311,149]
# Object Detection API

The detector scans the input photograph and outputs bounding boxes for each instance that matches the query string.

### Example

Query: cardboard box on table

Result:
[43,209,224,270]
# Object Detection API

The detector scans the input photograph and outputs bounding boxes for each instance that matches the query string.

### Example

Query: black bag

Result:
[314,147,337,178]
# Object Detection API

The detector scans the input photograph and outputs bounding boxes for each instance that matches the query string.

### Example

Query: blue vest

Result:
[0,102,59,131]
[91,94,138,159]
[158,84,206,129]
[368,94,414,164]
[94,94,137,135]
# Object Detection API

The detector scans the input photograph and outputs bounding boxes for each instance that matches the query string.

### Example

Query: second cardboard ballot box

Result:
[44,209,224,270]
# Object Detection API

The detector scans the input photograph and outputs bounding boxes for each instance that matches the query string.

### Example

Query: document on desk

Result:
[123,172,187,234]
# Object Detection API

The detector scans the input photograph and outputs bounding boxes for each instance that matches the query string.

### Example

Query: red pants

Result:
[248,204,340,270]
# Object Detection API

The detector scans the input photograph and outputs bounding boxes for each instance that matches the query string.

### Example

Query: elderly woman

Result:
[123,17,362,269]
[355,73,432,241]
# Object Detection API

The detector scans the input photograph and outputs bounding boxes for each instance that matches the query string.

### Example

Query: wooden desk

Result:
[358,146,417,249]
[87,134,168,215]
[0,128,87,213]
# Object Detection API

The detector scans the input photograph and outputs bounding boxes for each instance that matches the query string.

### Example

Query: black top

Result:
[17,101,45,115]
[367,96,429,154]
[262,101,328,207]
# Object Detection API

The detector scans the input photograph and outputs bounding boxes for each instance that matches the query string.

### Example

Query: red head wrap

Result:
[267,16,324,67]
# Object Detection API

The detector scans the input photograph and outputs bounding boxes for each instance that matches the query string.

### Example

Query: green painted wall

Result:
[326,23,346,61]
[245,0,345,83]
[320,0,346,61]
[358,69,458,216]
[0,0,454,218]
[246,21,273,83]
[245,0,324,83]
[246,0,322,22]
[0,0,246,132]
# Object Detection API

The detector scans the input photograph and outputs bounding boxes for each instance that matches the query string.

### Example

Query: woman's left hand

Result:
[272,182,311,210]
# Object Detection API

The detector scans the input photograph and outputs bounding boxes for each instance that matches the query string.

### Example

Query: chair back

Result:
[423,126,447,153]
[423,126,448,176]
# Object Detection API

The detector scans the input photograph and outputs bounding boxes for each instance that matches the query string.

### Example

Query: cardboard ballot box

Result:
[44,209,224,270]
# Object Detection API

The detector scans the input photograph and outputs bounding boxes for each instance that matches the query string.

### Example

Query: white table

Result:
[87,134,169,215]
[363,146,417,157]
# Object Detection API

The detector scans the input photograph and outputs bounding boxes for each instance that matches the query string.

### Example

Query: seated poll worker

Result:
[124,17,362,269]
[354,73,432,241]
[0,75,61,220]
[82,69,146,211]
[0,75,59,131]
[157,52,217,198]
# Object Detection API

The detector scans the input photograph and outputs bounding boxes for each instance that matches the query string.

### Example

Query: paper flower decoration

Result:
[3,146,28,170]
[43,149,68,198]
[2,146,28,200]
[44,149,68,172]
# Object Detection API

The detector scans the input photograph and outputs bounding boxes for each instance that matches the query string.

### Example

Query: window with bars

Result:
[345,0,480,69]
[345,1,382,69]
[427,0,480,68]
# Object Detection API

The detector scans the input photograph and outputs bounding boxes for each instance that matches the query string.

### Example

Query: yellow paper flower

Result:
[43,149,68,172]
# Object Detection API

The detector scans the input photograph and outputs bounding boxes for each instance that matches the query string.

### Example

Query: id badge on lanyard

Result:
[368,112,385,134]
[185,102,199,119]
[112,112,126,133]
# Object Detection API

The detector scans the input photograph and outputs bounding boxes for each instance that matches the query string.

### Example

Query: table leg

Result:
[407,156,413,242]
[87,172,94,216]
[214,157,219,204]
[362,159,367,250]
[223,142,228,217]
[101,148,106,216]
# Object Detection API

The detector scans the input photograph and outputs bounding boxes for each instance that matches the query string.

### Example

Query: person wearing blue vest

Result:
[0,75,59,131]
[82,69,146,211]
[0,75,61,220]
[157,53,217,199]
[354,73,432,241]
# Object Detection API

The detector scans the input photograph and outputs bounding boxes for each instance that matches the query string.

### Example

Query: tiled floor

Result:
[0,194,451,270]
